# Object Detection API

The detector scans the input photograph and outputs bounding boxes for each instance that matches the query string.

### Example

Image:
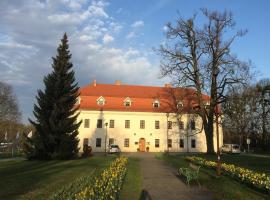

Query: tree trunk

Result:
[204,118,215,154]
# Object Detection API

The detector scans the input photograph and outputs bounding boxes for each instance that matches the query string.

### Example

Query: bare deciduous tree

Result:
[256,78,270,150]
[0,81,21,142]
[158,9,250,153]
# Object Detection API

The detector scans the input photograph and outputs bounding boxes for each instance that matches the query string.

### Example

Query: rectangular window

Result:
[155,139,160,148]
[96,138,101,147]
[191,120,195,130]
[109,120,114,128]
[167,139,172,148]
[191,139,196,148]
[97,119,102,128]
[109,138,114,146]
[179,121,184,130]
[140,120,145,129]
[155,121,160,129]
[84,119,90,128]
[168,121,172,129]
[83,138,89,145]
[124,138,129,147]
[125,120,130,128]
[180,139,184,148]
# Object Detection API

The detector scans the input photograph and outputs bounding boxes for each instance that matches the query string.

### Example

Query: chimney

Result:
[164,83,172,88]
[115,80,121,85]
[93,79,96,87]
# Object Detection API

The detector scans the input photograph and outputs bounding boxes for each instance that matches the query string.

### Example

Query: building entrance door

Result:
[139,138,146,152]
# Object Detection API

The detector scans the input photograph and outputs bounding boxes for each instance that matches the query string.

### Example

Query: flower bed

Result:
[75,156,128,200]
[186,156,270,194]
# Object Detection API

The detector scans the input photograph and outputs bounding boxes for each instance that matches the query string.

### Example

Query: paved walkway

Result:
[127,153,216,200]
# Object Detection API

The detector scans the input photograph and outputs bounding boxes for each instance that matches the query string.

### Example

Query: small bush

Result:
[81,145,92,158]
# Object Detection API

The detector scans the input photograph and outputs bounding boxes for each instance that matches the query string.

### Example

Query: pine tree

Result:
[25,33,81,160]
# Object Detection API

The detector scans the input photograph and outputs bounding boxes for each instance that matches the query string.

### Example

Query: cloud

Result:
[0,0,163,123]
[102,34,114,44]
[131,20,144,28]
[126,31,135,39]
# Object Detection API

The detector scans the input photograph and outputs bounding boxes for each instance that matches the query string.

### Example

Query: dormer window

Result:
[76,97,81,105]
[124,97,132,107]
[153,99,160,108]
[204,102,210,110]
[97,96,105,106]
[177,101,183,109]
[192,105,200,111]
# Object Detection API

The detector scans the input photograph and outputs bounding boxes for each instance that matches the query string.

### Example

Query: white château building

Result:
[77,80,222,153]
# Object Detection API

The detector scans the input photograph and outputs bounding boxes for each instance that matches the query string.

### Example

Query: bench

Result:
[178,163,201,186]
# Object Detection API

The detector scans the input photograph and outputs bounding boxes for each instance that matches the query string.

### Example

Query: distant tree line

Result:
[0,81,32,153]
[223,78,270,151]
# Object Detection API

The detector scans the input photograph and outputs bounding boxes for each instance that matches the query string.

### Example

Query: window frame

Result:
[191,139,196,148]
[190,120,196,130]
[140,120,145,129]
[155,120,160,129]
[97,119,103,128]
[125,120,130,129]
[153,100,160,108]
[96,138,102,147]
[167,121,172,129]
[180,139,184,148]
[109,120,114,128]
[179,121,184,130]
[167,139,172,148]
[97,96,105,106]
[84,119,90,128]
[155,139,160,148]
[124,97,132,107]
[177,101,183,109]
[124,138,129,147]
[83,138,89,146]
[109,138,114,146]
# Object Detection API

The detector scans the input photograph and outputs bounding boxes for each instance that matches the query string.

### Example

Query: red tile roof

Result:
[79,83,210,113]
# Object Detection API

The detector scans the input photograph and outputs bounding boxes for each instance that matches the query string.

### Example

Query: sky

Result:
[0,0,270,123]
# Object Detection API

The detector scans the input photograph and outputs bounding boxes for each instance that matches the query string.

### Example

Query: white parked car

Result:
[108,144,121,154]
[221,144,240,154]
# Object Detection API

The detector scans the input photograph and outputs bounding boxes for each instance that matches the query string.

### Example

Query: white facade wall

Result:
[77,110,223,153]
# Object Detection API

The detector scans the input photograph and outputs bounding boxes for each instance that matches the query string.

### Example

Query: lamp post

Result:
[166,113,169,154]
[105,122,108,156]
[215,104,221,176]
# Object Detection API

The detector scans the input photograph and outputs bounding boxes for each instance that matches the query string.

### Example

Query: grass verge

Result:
[0,156,116,200]
[119,157,142,200]
[161,153,269,200]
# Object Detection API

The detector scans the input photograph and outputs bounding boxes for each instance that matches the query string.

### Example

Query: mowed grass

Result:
[0,156,116,200]
[119,157,142,200]
[161,153,270,200]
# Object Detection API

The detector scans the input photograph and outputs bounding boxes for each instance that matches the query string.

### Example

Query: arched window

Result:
[97,96,105,106]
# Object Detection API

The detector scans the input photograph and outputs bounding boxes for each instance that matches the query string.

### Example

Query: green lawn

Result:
[161,153,270,200]
[119,157,142,200]
[0,156,115,200]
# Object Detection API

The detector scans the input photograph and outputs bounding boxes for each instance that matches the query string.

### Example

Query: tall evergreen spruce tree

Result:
[26,33,81,160]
